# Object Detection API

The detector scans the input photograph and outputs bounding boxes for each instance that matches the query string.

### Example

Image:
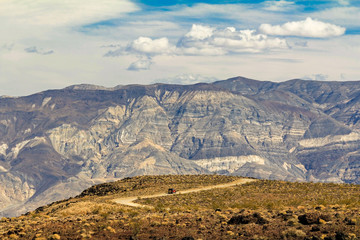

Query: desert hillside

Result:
[2,77,360,217]
[0,175,359,240]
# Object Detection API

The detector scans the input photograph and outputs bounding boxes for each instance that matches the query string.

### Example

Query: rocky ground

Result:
[0,175,359,240]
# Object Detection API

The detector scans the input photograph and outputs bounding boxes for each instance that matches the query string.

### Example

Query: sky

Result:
[0,0,360,96]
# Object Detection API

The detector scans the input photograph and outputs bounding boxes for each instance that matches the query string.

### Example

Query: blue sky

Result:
[0,0,359,96]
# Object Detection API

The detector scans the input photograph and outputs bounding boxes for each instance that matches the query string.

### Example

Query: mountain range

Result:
[1,76,360,217]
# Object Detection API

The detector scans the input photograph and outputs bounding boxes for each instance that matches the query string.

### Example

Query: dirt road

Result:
[113,178,255,208]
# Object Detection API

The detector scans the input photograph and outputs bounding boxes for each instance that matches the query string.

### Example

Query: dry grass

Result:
[139,180,360,211]
[85,174,240,199]
[0,175,359,240]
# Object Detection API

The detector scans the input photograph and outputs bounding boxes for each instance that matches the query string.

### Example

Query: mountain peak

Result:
[64,84,112,91]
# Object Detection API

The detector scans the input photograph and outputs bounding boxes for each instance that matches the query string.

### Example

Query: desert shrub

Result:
[131,222,141,236]
[282,228,306,239]
[228,212,268,225]
[298,212,321,225]
[154,202,165,212]
[91,206,101,214]
[128,210,139,218]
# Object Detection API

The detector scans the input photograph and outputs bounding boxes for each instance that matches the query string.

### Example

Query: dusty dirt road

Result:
[113,178,255,208]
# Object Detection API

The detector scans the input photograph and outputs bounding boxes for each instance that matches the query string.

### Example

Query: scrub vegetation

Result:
[0,175,359,239]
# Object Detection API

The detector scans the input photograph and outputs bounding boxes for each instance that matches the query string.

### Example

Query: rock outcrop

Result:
[1,77,360,216]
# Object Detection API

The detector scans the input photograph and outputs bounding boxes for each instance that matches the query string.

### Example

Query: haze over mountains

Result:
[1,76,360,217]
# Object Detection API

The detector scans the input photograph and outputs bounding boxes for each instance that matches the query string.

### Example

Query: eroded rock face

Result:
[1,77,360,217]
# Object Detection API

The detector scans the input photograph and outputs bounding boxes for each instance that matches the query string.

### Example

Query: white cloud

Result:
[127,58,152,71]
[0,0,359,96]
[185,24,215,40]
[106,24,289,70]
[104,37,176,57]
[0,0,139,27]
[127,37,174,56]
[313,7,360,28]
[338,0,350,6]
[212,29,288,53]
[106,24,288,59]
[262,0,297,12]
[177,25,227,56]
[178,24,289,55]
[156,73,218,85]
[259,17,346,38]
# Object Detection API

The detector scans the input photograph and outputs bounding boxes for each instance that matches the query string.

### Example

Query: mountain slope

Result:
[1,77,360,217]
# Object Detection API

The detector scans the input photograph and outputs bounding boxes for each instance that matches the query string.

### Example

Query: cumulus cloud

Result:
[106,24,289,70]
[185,24,215,40]
[156,73,218,85]
[105,37,175,57]
[24,46,54,55]
[259,17,346,38]
[178,24,288,55]
[127,57,152,71]
[177,25,227,56]
[106,24,289,58]
[262,0,297,12]
[127,37,174,56]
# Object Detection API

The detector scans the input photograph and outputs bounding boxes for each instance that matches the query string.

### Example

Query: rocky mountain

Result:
[1,76,360,217]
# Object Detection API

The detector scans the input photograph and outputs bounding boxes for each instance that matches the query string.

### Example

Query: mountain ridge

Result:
[1,76,360,217]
